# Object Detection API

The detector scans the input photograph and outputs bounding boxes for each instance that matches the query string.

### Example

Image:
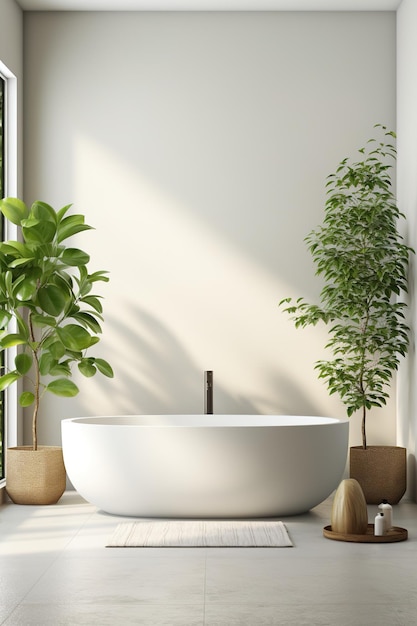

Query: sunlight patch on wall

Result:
[72,134,346,418]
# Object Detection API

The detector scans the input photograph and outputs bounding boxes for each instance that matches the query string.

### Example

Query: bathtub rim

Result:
[62,414,349,428]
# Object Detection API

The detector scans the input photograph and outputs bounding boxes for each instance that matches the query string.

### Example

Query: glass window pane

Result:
[0,75,4,479]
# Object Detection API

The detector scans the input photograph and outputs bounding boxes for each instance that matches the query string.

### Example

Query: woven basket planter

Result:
[349,445,407,505]
[6,446,66,505]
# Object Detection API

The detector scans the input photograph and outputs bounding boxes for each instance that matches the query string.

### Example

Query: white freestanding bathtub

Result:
[61,415,348,518]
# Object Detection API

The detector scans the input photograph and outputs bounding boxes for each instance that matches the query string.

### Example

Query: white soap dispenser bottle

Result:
[374,512,385,536]
[378,500,393,531]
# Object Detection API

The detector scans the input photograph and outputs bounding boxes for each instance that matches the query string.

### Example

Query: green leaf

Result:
[0,240,34,258]
[60,248,90,267]
[57,324,94,351]
[9,256,35,269]
[72,311,102,333]
[19,391,35,407]
[0,310,12,328]
[30,313,57,328]
[81,295,103,314]
[57,215,93,243]
[39,352,55,376]
[37,284,69,316]
[21,217,56,244]
[15,313,30,339]
[4,270,13,297]
[47,340,66,359]
[0,333,26,348]
[15,276,38,301]
[15,352,33,375]
[0,371,20,390]
[56,203,73,222]
[49,361,71,376]
[88,270,109,283]
[47,378,79,397]
[0,197,29,225]
[95,358,114,378]
[31,201,57,225]
[78,359,97,377]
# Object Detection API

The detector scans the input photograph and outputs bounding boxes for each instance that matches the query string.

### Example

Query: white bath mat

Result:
[106,520,293,548]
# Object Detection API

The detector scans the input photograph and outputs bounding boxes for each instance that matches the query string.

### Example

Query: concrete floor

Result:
[0,491,416,625]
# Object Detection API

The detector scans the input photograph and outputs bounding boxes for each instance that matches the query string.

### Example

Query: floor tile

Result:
[0,556,57,604]
[204,602,417,626]
[3,603,205,625]
[23,555,206,605]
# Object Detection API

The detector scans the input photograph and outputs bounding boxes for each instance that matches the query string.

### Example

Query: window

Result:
[0,74,4,479]
[0,63,17,482]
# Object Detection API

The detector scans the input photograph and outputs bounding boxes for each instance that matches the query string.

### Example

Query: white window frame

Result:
[0,61,18,473]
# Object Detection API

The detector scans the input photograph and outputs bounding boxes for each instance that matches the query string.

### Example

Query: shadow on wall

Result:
[95,304,257,415]
[75,303,324,419]
[258,369,323,417]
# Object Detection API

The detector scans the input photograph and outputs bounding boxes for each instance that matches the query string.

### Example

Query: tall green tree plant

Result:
[0,198,114,450]
[280,126,413,449]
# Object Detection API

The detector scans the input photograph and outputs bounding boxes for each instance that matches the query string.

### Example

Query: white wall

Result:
[22,11,396,448]
[397,0,417,500]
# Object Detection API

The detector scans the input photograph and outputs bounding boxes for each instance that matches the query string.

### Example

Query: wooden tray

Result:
[323,524,408,543]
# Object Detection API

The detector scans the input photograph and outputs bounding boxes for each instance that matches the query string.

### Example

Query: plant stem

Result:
[29,313,40,452]
[362,404,367,450]
[32,374,39,452]
[358,261,371,450]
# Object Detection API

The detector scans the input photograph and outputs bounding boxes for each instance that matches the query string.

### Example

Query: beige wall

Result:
[0,0,23,78]
[22,11,396,448]
[397,0,417,500]
[0,0,23,196]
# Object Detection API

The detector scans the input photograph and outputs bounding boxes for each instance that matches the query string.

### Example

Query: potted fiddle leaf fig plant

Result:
[280,126,413,504]
[0,197,114,505]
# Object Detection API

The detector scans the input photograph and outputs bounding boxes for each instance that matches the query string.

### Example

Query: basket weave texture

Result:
[350,446,407,504]
[6,446,66,505]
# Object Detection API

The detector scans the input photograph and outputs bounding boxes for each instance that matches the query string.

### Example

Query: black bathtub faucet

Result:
[204,370,213,415]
